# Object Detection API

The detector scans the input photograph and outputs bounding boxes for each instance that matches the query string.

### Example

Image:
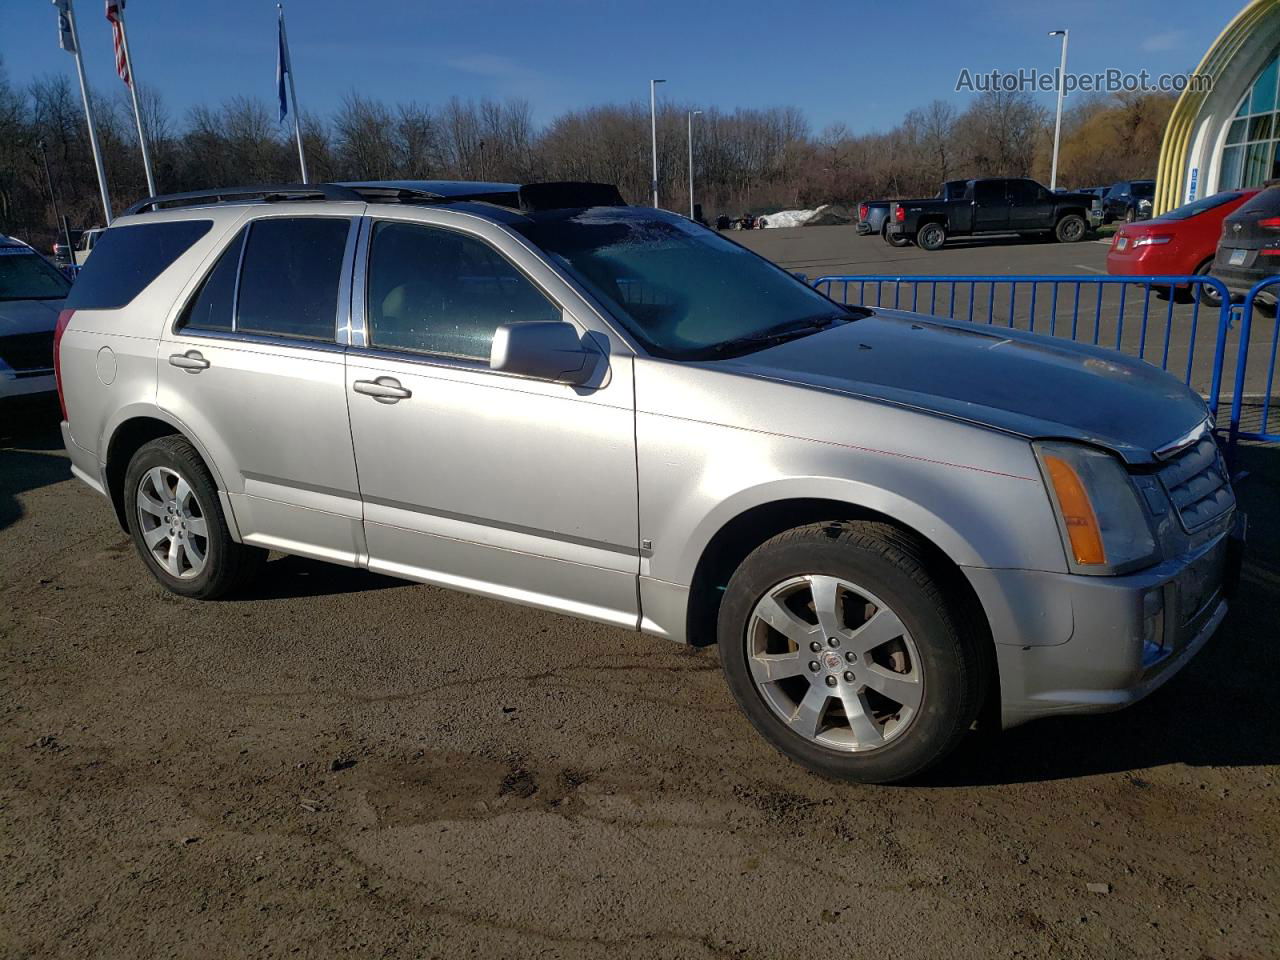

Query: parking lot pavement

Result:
[732,224,1112,279]
[2,409,1279,959]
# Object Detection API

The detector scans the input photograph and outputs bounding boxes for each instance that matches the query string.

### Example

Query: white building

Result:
[1156,0,1280,213]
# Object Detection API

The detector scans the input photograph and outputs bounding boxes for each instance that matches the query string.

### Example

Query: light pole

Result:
[650,78,665,208]
[687,110,702,219]
[37,139,74,260]
[1048,29,1069,191]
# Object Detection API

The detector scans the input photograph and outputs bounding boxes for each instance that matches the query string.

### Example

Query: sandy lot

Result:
[2,230,1278,959]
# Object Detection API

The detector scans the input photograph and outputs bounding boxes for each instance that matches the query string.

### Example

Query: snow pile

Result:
[757,204,852,228]
[758,208,817,229]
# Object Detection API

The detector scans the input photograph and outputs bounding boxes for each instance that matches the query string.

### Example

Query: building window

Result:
[1223,51,1280,189]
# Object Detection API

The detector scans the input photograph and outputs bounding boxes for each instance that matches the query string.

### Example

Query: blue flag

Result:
[51,0,77,54]
[276,14,289,123]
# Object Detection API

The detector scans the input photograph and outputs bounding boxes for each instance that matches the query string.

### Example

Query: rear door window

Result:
[235,217,351,341]
[176,230,245,333]
[973,181,1005,205]
[64,220,212,310]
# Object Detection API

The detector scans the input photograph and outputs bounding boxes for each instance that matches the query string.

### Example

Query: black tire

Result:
[1124,208,1136,224]
[717,521,986,784]
[1194,260,1224,307]
[916,222,946,251]
[123,435,266,600]
[882,223,911,248]
[1054,214,1087,243]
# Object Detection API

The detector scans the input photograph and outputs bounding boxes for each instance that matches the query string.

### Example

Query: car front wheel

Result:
[717,521,986,783]
[124,435,266,600]
[1055,214,1086,243]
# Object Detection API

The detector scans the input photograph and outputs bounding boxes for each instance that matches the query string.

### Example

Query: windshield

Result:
[0,249,71,301]
[1132,182,1155,198]
[1158,192,1244,221]
[514,209,855,359]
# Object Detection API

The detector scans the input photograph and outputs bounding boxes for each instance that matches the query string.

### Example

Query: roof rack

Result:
[344,185,445,204]
[122,183,366,217]
[120,179,629,218]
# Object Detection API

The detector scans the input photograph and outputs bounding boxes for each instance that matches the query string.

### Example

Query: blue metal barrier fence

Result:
[812,273,1240,444]
[1228,275,1280,450]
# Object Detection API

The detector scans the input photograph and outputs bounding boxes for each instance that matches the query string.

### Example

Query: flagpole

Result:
[278,4,308,183]
[62,0,113,223]
[115,3,157,197]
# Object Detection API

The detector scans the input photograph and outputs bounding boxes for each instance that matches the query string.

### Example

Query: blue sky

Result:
[2,0,1237,134]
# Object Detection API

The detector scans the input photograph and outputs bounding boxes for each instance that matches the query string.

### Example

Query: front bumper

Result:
[967,514,1244,729]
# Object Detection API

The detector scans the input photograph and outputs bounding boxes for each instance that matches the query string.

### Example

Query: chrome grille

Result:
[1157,435,1234,531]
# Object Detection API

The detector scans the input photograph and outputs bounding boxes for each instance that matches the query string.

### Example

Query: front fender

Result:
[681,474,990,576]
[635,388,1069,590]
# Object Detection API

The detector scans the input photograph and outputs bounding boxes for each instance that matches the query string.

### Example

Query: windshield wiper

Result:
[703,313,849,358]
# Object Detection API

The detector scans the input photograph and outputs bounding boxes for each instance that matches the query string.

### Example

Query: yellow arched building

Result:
[1156,0,1280,213]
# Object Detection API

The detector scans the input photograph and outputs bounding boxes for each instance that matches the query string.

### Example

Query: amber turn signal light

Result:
[1043,454,1106,565]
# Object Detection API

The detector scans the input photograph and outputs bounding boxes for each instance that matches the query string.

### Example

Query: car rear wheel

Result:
[1055,214,1087,243]
[1195,260,1224,307]
[717,521,985,783]
[881,223,911,247]
[124,436,266,600]
[916,223,946,251]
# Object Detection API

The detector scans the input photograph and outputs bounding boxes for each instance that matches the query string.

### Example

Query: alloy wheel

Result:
[135,466,209,580]
[745,575,923,752]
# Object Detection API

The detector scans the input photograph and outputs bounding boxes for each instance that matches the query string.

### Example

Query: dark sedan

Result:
[1211,184,1280,303]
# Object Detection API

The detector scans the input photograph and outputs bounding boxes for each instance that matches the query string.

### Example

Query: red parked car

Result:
[1107,188,1259,306]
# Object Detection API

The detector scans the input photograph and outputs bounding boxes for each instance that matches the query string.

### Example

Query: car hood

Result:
[720,311,1208,464]
[0,298,62,335]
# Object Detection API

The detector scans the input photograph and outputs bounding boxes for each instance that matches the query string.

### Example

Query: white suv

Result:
[56,181,1242,783]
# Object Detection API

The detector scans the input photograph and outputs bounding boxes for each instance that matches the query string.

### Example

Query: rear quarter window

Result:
[64,220,213,310]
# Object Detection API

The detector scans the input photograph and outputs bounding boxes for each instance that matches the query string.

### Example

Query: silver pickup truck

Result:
[55,180,1243,783]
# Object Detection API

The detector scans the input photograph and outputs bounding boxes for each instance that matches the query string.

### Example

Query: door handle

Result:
[353,377,412,403]
[169,350,210,372]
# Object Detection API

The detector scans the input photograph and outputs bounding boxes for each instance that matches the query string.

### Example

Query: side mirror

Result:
[489,320,596,385]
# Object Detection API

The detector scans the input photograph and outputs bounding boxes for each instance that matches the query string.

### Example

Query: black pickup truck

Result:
[887,177,1102,251]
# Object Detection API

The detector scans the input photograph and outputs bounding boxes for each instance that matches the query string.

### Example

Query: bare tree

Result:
[0,71,1176,245]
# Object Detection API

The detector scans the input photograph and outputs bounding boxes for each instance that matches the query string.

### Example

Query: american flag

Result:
[105,1,130,87]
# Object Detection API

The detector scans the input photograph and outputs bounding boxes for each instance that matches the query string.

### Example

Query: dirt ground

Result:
[2,404,1278,960]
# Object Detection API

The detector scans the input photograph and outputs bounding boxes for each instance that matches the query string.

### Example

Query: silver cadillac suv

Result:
[57,180,1243,783]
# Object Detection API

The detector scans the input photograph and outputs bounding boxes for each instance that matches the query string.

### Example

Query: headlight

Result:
[1034,441,1157,574]
[1138,199,1152,210]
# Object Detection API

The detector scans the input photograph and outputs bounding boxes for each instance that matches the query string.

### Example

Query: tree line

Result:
[0,55,1175,246]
